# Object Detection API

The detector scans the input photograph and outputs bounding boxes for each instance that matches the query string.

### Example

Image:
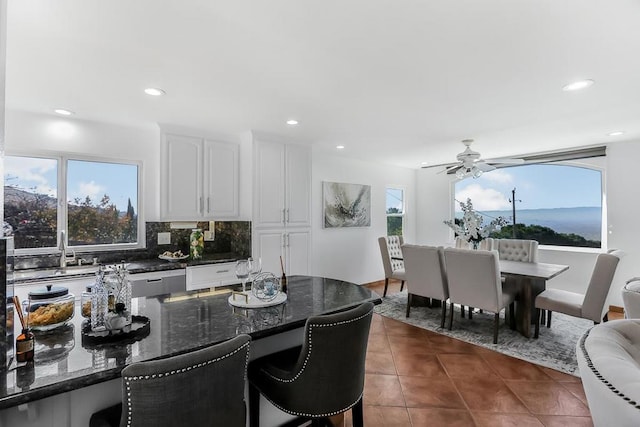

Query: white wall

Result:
[416,140,640,309]
[5,110,162,220]
[4,111,255,222]
[311,150,416,284]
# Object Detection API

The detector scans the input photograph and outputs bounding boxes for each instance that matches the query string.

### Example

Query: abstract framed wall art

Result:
[323,181,371,228]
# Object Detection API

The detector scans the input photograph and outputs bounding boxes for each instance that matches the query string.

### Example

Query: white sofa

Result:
[576,319,640,426]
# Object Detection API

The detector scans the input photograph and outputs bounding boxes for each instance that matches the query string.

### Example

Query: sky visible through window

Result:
[455,164,601,211]
[386,188,404,213]
[5,157,137,211]
[454,164,603,246]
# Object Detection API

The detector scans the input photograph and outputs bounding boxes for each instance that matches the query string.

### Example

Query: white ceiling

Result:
[5,0,640,168]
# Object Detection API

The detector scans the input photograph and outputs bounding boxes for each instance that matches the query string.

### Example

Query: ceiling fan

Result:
[433,139,525,179]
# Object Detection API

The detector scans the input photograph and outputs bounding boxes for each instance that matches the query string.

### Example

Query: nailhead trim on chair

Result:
[578,328,640,411]
[257,307,373,418]
[263,308,373,384]
[123,341,251,427]
[260,390,364,419]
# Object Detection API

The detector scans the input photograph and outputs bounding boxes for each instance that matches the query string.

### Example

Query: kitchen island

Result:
[0,276,380,426]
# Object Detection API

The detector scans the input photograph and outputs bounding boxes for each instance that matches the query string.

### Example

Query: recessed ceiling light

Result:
[286,119,299,125]
[144,87,166,96]
[421,162,428,166]
[336,145,345,150]
[54,109,74,116]
[607,131,625,136]
[562,79,595,91]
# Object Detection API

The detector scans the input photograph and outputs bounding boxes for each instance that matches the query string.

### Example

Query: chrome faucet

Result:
[59,231,76,267]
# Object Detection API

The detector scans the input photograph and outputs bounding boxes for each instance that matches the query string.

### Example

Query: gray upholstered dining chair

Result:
[248,302,374,427]
[378,236,406,296]
[443,248,516,344]
[534,251,622,338]
[90,334,251,427]
[495,238,539,262]
[401,244,449,327]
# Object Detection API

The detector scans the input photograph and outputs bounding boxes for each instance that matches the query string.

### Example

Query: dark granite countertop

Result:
[13,253,243,283]
[0,276,381,409]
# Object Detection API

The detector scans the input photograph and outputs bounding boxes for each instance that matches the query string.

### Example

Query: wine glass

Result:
[248,257,262,284]
[235,260,251,293]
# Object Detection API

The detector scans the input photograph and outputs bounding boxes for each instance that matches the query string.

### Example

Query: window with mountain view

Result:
[4,155,140,251]
[386,187,404,236]
[454,164,603,248]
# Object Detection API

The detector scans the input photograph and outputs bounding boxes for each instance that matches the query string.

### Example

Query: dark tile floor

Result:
[341,280,593,426]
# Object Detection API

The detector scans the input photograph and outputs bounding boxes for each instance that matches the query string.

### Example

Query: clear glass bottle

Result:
[91,267,108,331]
[104,262,132,331]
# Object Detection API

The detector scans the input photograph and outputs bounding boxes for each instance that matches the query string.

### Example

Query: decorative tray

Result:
[158,254,189,262]
[228,291,287,309]
[81,315,151,347]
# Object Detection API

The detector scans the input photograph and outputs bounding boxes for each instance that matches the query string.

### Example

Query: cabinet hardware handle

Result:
[200,197,204,213]
[216,269,229,273]
[281,208,286,224]
[147,279,163,284]
[285,208,290,223]
[207,197,211,213]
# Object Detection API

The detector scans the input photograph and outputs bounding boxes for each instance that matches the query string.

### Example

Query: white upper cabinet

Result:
[161,133,239,220]
[253,140,311,229]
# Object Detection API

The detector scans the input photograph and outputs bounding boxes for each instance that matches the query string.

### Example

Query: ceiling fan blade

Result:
[421,161,459,169]
[475,162,496,172]
[484,157,525,165]
[437,164,462,174]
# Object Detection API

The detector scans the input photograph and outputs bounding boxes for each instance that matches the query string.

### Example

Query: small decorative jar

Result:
[81,285,93,319]
[190,229,204,260]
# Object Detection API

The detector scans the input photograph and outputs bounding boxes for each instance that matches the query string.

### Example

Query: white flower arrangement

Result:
[444,198,507,246]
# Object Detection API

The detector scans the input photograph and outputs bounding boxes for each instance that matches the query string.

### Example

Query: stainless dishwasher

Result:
[129,269,186,298]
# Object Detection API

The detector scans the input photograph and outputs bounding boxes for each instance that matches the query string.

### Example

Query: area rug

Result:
[374,291,595,376]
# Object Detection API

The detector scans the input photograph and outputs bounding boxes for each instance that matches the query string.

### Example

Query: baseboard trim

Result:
[363,280,386,288]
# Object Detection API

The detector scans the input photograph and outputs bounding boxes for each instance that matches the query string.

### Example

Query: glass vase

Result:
[190,229,204,260]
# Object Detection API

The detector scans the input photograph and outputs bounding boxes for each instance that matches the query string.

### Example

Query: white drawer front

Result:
[186,262,238,291]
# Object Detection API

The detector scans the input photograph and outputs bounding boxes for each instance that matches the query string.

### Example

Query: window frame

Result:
[5,150,145,255]
[449,159,606,250]
[386,186,405,237]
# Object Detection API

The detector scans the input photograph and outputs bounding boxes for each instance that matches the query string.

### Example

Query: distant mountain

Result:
[4,186,57,208]
[460,206,602,241]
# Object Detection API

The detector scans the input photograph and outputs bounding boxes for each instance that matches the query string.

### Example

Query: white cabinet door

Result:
[285,230,310,275]
[285,144,311,228]
[255,230,285,277]
[161,134,203,219]
[255,229,309,276]
[204,140,239,218]
[161,134,239,220]
[254,140,286,228]
[253,140,310,228]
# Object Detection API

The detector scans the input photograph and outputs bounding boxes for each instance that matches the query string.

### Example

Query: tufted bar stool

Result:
[378,236,406,296]
[248,302,374,427]
[90,334,251,427]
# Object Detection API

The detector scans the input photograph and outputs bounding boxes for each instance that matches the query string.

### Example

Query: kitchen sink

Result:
[13,265,101,282]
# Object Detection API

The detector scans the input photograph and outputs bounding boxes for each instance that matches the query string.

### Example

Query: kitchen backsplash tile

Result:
[14,221,251,270]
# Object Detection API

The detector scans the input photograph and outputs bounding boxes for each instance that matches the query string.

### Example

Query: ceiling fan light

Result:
[472,167,483,179]
[455,168,467,179]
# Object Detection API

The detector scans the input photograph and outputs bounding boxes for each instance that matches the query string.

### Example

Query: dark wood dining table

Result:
[499,260,569,338]
[393,255,569,338]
